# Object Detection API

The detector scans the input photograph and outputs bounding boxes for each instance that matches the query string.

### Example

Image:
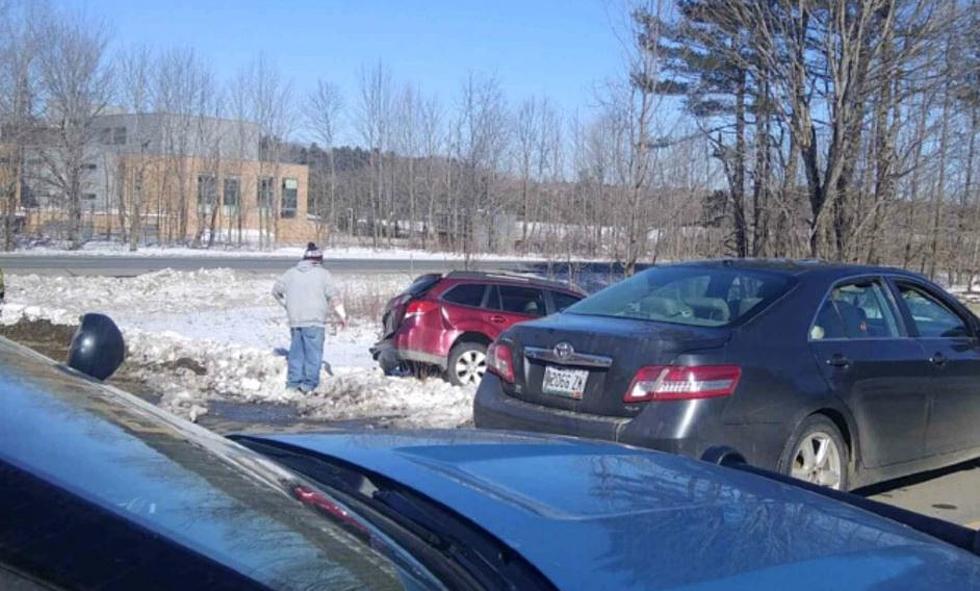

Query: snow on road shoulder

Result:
[1,268,477,428]
[6,241,555,262]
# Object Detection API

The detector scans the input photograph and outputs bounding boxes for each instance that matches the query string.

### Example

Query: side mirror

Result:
[67,313,125,381]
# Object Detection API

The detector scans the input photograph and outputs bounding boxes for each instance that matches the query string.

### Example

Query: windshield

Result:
[565,265,794,327]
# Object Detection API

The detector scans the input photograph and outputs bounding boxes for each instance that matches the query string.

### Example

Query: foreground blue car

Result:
[1,318,979,590]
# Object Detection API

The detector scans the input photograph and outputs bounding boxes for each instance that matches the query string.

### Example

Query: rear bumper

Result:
[371,339,447,370]
[473,373,704,457]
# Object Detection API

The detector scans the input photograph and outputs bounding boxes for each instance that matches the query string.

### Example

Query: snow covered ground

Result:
[0,268,476,428]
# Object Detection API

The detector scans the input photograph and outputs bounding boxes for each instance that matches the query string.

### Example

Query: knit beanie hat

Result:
[303,242,323,261]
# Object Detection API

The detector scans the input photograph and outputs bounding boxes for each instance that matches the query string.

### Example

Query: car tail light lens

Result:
[404,299,439,318]
[293,485,367,534]
[624,365,741,402]
[486,341,515,383]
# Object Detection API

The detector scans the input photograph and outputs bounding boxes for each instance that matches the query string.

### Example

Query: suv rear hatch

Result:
[504,313,731,417]
[381,273,442,338]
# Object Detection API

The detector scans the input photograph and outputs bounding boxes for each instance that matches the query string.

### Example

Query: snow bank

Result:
[1,269,476,428]
[124,328,474,427]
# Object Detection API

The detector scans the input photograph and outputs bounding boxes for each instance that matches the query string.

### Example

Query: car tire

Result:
[779,415,850,491]
[447,342,487,386]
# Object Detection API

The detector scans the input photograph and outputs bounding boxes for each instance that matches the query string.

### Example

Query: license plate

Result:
[542,366,589,399]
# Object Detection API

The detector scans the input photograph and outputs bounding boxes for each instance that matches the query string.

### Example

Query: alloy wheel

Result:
[454,350,486,385]
[790,432,843,489]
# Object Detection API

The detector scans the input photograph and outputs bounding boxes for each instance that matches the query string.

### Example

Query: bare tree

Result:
[356,62,393,247]
[0,0,42,250]
[155,49,204,243]
[418,93,444,249]
[118,44,154,251]
[306,78,343,242]
[36,10,113,249]
[611,0,667,274]
[454,72,511,257]
[246,55,294,248]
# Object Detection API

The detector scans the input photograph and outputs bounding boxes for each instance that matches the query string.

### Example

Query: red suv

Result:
[371,272,586,385]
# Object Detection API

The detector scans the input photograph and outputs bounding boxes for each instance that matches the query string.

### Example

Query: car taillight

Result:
[404,299,439,318]
[293,485,367,534]
[486,341,515,383]
[624,365,741,402]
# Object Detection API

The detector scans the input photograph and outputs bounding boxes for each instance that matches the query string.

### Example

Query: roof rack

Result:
[445,270,577,290]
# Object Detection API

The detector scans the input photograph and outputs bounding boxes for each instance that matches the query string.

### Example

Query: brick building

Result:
[14,112,317,245]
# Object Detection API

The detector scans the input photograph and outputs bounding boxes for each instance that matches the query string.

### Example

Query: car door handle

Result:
[827,354,851,368]
[929,352,947,367]
[490,315,506,324]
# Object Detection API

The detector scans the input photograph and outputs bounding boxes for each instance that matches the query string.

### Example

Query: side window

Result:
[498,285,546,317]
[553,291,582,313]
[442,284,486,308]
[811,280,899,340]
[897,284,969,338]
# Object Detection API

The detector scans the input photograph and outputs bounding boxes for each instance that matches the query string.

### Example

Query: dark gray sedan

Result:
[474,259,980,490]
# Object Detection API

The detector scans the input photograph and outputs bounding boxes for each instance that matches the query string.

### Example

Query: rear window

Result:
[442,283,486,307]
[565,266,793,327]
[404,273,442,297]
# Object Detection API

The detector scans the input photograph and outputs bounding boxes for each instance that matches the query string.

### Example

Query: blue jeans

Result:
[286,326,325,391]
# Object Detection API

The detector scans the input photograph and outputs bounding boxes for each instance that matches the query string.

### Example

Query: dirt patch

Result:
[0,319,76,361]
[1,318,164,404]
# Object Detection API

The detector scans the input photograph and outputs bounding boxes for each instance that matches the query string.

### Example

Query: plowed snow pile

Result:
[1,269,475,428]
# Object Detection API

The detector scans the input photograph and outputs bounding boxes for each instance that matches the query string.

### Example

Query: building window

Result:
[113,127,127,145]
[100,128,112,145]
[83,163,97,171]
[197,174,217,210]
[223,177,240,211]
[258,176,274,208]
[82,193,97,201]
[281,177,297,218]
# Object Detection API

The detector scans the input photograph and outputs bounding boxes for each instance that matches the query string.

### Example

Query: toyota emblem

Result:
[554,342,574,360]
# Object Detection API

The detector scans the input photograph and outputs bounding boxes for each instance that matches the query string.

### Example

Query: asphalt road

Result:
[867,459,980,528]
[0,254,540,277]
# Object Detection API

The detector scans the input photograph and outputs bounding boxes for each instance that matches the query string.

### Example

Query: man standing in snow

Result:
[272,243,347,392]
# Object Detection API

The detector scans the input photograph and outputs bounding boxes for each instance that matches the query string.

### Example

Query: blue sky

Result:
[56,0,629,142]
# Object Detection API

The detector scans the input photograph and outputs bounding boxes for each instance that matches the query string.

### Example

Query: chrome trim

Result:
[523,346,613,368]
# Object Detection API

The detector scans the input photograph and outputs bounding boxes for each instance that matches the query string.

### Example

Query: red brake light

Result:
[293,485,367,533]
[486,341,515,383]
[624,365,741,402]
[404,299,439,318]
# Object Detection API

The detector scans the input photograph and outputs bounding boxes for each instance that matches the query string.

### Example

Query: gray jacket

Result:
[272,261,340,327]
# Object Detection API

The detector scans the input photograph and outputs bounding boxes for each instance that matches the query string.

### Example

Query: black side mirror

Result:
[67,313,125,381]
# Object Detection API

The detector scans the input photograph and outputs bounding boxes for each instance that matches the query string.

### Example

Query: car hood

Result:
[254,430,980,590]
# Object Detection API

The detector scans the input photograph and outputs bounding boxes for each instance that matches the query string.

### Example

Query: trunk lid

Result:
[505,313,732,417]
[381,273,442,337]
